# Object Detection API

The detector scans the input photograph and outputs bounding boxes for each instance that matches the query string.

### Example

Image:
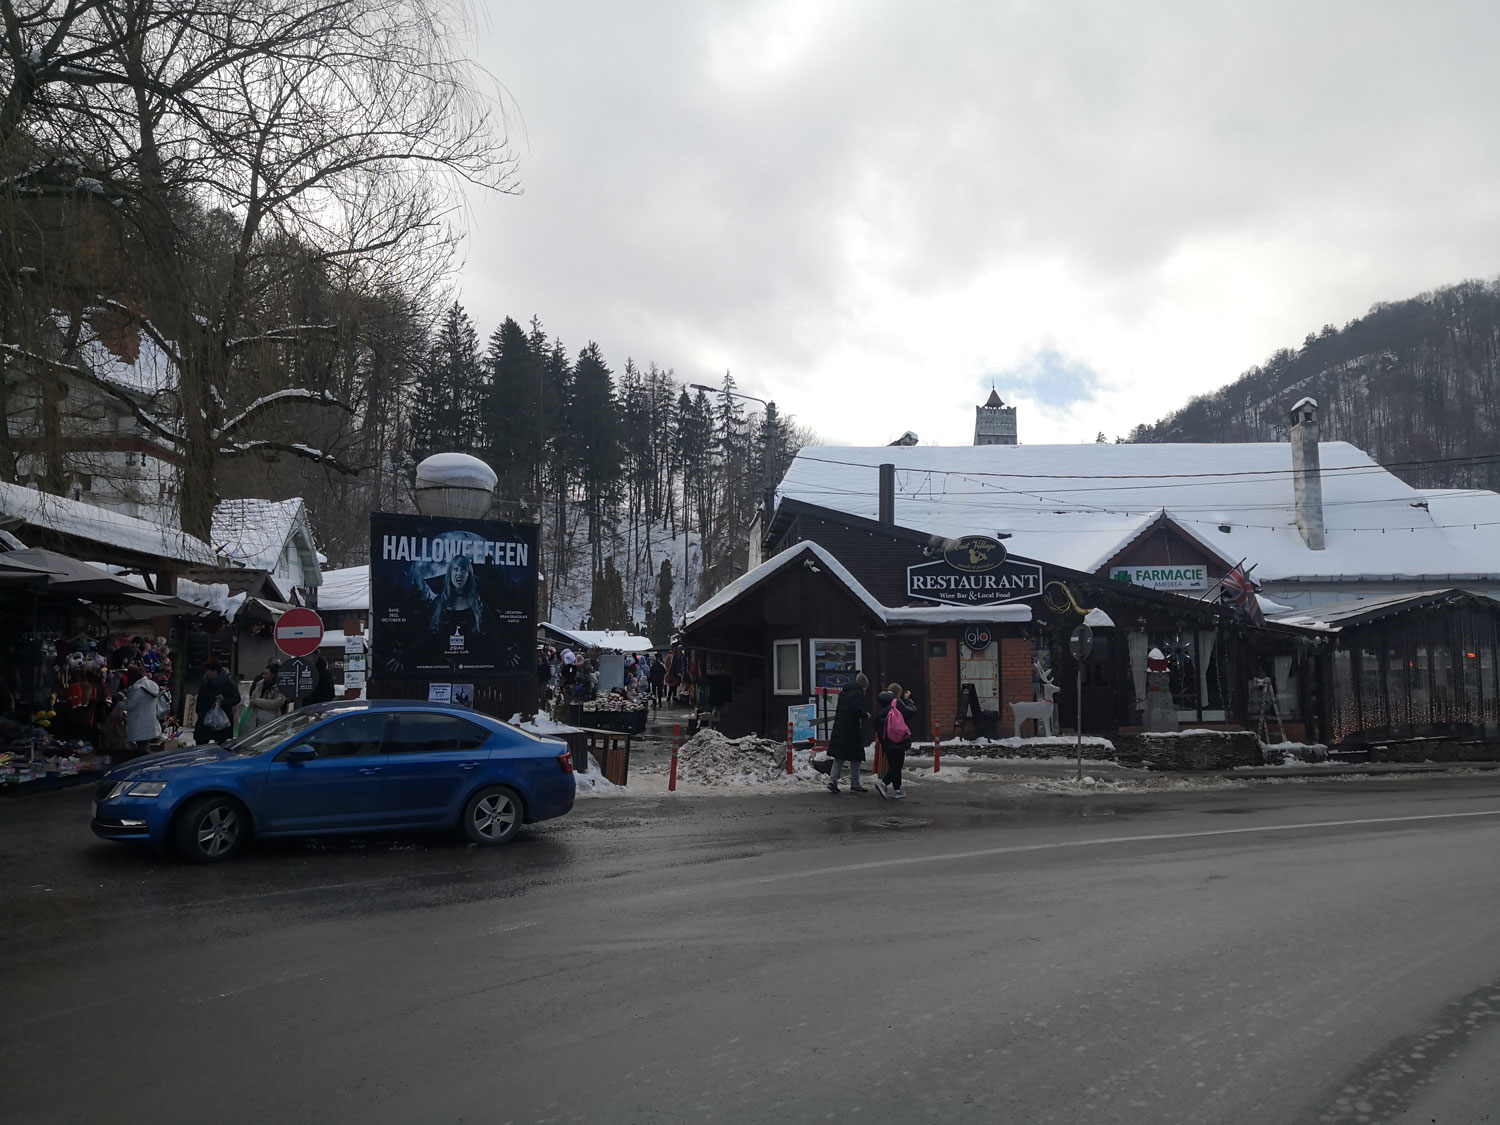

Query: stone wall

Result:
[1112,730,1260,771]
[1365,738,1500,764]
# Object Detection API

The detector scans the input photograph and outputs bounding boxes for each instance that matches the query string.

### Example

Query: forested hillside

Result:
[1127,279,1500,489]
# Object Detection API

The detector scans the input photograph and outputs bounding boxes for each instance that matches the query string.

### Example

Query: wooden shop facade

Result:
[680,503,1322,744]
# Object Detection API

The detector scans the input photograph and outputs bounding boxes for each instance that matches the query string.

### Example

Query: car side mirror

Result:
[284,744,316,762]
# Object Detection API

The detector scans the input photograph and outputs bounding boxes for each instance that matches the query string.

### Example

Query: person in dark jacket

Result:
[825,673,870,793]
[193,658,241,745]
[874,682,917,800]
[648,655,667,707]
[304,655,336,705]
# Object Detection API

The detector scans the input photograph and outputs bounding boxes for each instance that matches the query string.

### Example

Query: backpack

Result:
[884,700,910,743]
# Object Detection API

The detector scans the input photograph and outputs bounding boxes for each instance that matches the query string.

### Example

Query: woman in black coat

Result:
[825,673,870,794]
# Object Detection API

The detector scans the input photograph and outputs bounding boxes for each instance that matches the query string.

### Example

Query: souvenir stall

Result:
[0,555,195,793]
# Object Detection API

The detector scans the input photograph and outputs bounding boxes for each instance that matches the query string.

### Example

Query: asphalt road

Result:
[5,773,1500,1124]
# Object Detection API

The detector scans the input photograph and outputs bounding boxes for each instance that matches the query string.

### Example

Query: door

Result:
[263,713,391,832]
[881,635,927,738]
[379,713,493,826]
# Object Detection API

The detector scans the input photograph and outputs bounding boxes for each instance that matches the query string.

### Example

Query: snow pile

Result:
[1254,741,1330,765]
[672,729,819,786]
[572,757,630,797]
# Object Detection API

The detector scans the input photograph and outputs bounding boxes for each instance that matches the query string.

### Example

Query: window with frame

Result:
[773,639,802,695]
[284,713,389,759]
[386,713,489,755]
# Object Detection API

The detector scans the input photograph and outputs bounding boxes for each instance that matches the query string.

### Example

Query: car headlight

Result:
[104,781,132,800]
[128,781,168,798]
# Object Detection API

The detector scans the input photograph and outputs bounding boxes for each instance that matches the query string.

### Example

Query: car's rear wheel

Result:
[173,794,249,863]
[463,785,523,845]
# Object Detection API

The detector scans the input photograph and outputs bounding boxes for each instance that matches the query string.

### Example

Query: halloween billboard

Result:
[369,513,539,678]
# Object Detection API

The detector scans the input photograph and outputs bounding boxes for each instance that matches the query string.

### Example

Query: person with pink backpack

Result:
[874,682,917,799]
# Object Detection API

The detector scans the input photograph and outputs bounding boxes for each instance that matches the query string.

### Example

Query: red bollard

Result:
[669,722,680,792]
[785,721,794,775]
[933,721,941,774]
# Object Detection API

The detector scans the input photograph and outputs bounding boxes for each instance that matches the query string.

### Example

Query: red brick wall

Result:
[927,638,958,741]
[999,637,1035,735]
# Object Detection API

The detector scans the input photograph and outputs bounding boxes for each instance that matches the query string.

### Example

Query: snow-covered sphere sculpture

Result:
[414,453,498,519]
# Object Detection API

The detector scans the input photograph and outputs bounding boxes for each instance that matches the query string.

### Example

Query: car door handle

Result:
[458,762,480,770]
[358,767,382,775]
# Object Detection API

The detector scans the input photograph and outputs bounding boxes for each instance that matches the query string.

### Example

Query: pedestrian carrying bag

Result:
[885,702,910,742]
[203,701,230,731]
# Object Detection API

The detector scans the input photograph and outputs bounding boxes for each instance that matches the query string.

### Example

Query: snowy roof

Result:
[686,542,887,627]
[1267,588,1500,631]
[0,480,216,564]
[78,329,176,397]
[50,314,178,397]
[684,541,1031,628]
[775,444,1500,583]
[317,565,369,611]
[212,498,313,574]
[540,623,653,653]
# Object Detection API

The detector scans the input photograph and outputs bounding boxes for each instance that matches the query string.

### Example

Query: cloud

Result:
[986,350,1104,412]
[458,1,1500,449]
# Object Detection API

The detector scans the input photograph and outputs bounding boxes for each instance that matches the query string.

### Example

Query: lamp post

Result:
[688,382,780,586]
[688,381,778,499]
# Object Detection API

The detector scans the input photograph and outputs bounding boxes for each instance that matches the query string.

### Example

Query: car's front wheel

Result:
[173,794,250,863]
[462,785,523,846]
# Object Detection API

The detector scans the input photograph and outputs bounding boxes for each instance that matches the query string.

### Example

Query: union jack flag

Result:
[1218,562,1263,624]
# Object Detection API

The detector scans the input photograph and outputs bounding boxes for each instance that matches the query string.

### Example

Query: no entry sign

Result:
[274,607,325,658]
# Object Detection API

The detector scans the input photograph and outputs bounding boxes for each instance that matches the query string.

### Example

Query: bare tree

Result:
[1,0,516,537]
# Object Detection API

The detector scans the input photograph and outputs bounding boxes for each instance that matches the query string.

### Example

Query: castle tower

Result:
[974,389,1017,445]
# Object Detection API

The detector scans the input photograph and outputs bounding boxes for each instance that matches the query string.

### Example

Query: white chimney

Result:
[1289,398,1324,551]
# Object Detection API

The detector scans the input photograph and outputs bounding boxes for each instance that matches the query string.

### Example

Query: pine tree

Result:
[483,316,543,518]
[570,342,623,576]
[648,559,675,646]
[410,302,486,464]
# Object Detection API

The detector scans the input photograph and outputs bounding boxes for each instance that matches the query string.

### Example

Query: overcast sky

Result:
[457,1,1500,447]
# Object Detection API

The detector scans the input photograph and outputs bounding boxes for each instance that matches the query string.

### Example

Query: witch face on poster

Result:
[427,553,490,641]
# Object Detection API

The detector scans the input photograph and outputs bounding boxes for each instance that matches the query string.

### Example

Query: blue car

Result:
[91,701,576,862]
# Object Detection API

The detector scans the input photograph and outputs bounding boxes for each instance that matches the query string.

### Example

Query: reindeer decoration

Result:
[1010,661,1061,739]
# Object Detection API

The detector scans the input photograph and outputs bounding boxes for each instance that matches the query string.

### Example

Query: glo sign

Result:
[906,535,1042,607]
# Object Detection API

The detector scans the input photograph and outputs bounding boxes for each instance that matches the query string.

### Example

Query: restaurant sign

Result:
[1109,564,1209,591]
[906,535,1042,607]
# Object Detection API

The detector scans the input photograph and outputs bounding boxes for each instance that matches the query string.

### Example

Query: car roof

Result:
[299,700,505,721]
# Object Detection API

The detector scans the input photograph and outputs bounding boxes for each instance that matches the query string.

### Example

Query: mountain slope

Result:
[1127,278,1500,490]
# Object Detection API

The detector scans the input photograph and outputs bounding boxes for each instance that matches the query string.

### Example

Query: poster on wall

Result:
[370,513,539,679]
[811,638,861,691]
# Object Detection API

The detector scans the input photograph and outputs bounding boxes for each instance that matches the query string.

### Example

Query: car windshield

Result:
[222,706,362,756]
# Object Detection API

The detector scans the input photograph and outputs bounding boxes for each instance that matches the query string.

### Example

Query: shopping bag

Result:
[234,705,254,737]
[203,701,230,731]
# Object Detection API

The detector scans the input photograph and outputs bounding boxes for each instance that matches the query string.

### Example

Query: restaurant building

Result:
[681,399,1500,747]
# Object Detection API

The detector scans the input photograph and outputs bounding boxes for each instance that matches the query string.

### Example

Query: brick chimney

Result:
[1289,397,1325,551]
